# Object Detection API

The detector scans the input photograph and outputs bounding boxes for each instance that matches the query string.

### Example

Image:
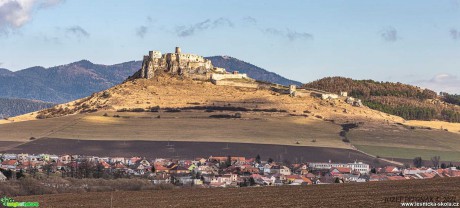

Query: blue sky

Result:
[0,0,459,93]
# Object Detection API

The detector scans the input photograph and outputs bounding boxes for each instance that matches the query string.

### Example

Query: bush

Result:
[103,113,109,117]
[102,91,111,98]
[36,114,47,119]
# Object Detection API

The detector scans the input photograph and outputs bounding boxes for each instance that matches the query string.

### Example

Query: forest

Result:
[304,77,460,122]
[0,98,55,119]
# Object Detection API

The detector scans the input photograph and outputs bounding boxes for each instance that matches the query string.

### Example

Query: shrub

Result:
[101,91,111,98]
[36,114,47,119]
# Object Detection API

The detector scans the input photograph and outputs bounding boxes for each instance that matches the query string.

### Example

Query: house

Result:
[49,155,59,162]
[154,165,170,173]
[113,162,127,170]
[342,174,360,182]
[357,174,369,182]
[60,155,72,164]
[308,162,348,170]
[0,171,6,182]
[128,157,142,166]
[17,153,29,163]
[381,166,400,174]
[403,168,433,176]
[1,160,18,170]
[169,166,190,174]
[279,166,291,175]
[172,175,194,185]
[330,167,351,175]
[186,164,197,172]
[347,162,370,174]
[1,154,17,160]
[27,155,40,162]
[110,157,126,164]
[152,174,171,184]
[99,161,111,169]
[369,174,388,182]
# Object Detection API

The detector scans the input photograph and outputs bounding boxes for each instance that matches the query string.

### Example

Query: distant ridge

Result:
[0,60,142,103]
[0,98,55,118]
[207,56,302,86]
[0,57,301,103]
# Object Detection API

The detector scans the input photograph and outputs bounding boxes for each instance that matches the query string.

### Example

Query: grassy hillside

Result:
[304,77,460,122]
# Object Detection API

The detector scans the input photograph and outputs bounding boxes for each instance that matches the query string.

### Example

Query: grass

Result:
[0,111,348,149]
[354,145,460,162]
[348,124,460,152]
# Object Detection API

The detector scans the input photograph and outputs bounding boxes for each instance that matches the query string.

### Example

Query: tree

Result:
[440,163,447,169]
[249,177,256,186]
[43,163,55,177]
[151,165,156,173]
[334,177,341,183]
[431,156,440,168]
[267,158,274,164]
[225,156,232,167]
[370,168,376,174]
[413,157,423,168]
[255,154,261,164]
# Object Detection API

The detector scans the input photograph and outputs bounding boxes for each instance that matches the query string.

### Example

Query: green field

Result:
[348,123,460,161]
[355,145,460,162]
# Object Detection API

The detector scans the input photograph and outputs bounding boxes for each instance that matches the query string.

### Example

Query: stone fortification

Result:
[131,47,218,79]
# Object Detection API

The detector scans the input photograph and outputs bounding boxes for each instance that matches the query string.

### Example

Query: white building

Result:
[347,162,370,174]
[309,161,370,174]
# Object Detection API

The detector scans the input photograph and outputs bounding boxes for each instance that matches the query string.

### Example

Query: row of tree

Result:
[441,92,460,105]
[304,77,437,100]
[304,77,460,122]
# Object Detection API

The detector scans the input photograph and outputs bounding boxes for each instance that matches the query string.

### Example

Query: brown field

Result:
[0,111,348,149]
[14,177,460,208]
[0,141,22,152]
[3,138,391,166]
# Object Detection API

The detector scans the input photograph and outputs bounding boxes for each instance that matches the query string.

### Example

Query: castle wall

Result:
[211,73,249,81]
[212,80,259,88]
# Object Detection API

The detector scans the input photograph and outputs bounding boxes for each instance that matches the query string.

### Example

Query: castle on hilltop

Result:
[131,47,233,80]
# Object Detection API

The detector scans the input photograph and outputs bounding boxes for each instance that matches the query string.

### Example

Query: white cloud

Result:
[0,0,63,33]
[414,73,460,94]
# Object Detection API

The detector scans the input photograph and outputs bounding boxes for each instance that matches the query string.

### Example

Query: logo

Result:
[1,196,39,207]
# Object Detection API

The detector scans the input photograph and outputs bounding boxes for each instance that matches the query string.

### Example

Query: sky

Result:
[0,0,459,93]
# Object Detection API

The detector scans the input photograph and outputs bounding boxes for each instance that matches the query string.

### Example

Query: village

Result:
[1,152,459,187]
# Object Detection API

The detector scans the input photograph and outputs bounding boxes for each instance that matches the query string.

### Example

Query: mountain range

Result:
[0,56,301,104]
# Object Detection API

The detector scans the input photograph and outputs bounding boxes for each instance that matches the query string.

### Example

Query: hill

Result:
[0,57,301,103]
[2,50,460,163]
[304,77,460,122]
[0,60,141,103]
[0,98,55,119]
[206,56,302,86]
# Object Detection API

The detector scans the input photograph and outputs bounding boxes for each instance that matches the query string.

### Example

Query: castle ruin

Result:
[132,47,221,80]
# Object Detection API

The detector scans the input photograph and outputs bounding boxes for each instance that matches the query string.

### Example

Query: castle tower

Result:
[175,47,181,54]
[289,85,297,97]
